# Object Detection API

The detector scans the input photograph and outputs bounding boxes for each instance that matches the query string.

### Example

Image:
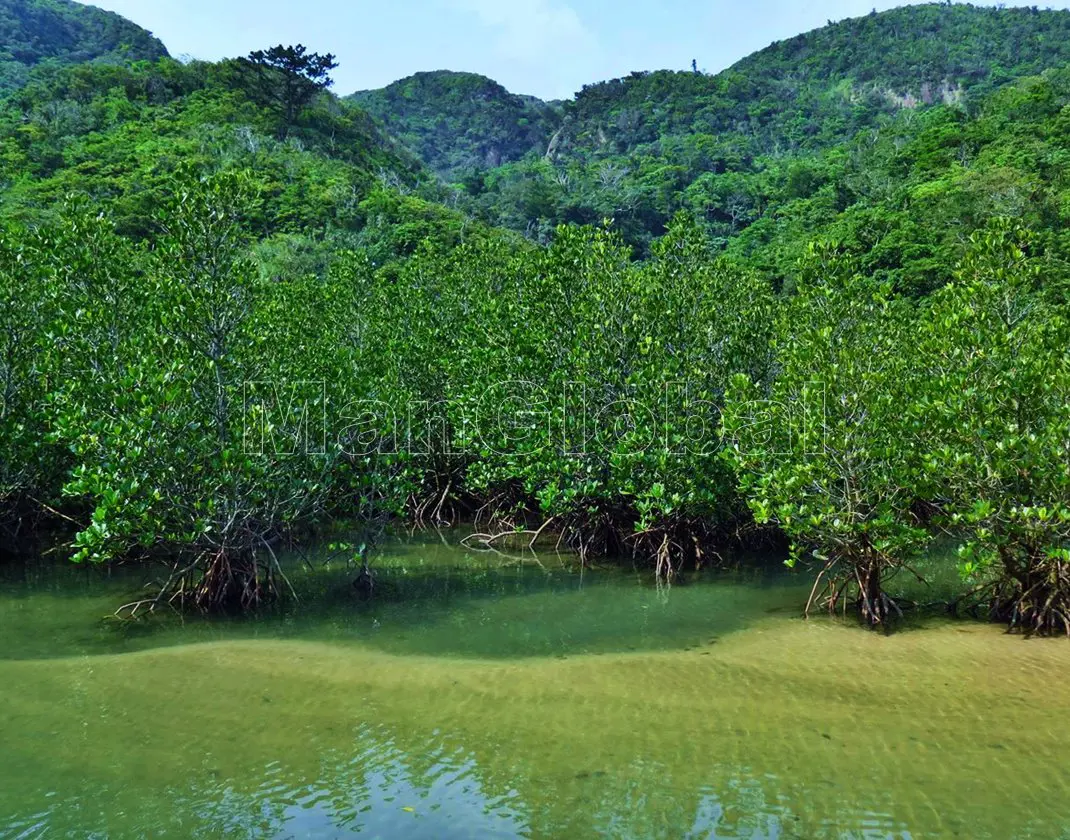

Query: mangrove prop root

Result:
[804,552,907,628]
[113,531,295,618]
[453,492,738,581]
[991,556,1070,637]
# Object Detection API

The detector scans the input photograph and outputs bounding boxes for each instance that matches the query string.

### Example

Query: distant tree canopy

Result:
[349,4,1070,256]
[0,0,168,91]
[350,71,561,179]
[241,44,339,135]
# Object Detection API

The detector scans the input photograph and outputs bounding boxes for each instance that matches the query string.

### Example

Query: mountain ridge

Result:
[349,3,1070,185]
[0,0,168,90]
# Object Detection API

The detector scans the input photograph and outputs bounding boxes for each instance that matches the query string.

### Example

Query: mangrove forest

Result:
[2,1,1070,837]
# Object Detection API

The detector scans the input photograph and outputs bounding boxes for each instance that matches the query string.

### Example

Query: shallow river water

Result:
[1,532,1069,839]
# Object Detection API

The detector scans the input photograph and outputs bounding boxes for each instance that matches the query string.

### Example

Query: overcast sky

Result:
[77,0,1070,100]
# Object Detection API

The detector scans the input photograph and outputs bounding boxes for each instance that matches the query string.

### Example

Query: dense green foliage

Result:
[0,0,167,91]
[1,193,774,605]
[350,71,560,179]
[565,4,1070,155]
[4,4,1070,632]
[352,214,773,562]
[723,245,927,624]
[723,68,1070,295]
[7,182,1065,630]
[721,223,1070,628]
[914,225,1070,633]
[1,175,364,609]
[0,54,505,286]
[0,57,428,235]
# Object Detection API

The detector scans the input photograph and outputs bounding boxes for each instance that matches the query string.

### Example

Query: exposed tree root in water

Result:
[113,529,297,619]
[949,552,1070,636]
[447,488,764,583]
[461,516,559,553]
[805,549,913,629]
[990,552,1070,637]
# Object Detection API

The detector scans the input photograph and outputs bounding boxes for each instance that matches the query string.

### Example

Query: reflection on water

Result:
[0,715,840,840]
[3,724,531,839]
[0,721,895,840]
[2,532,1070,839]
[167,727,533,840]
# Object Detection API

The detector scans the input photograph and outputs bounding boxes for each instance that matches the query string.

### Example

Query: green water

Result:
[2,533,1069,839]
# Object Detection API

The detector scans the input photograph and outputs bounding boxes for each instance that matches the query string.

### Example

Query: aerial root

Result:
[803,552,906,628]
[991,556,1070,637]
[111,535,291,619]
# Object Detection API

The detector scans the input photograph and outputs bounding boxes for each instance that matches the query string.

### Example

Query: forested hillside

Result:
[723,68,1070,295]
[559,3,1070,158]
[431,3,1070,250]
[350,71,560,179]
[0,0,168,91]
[0,55,508,278]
